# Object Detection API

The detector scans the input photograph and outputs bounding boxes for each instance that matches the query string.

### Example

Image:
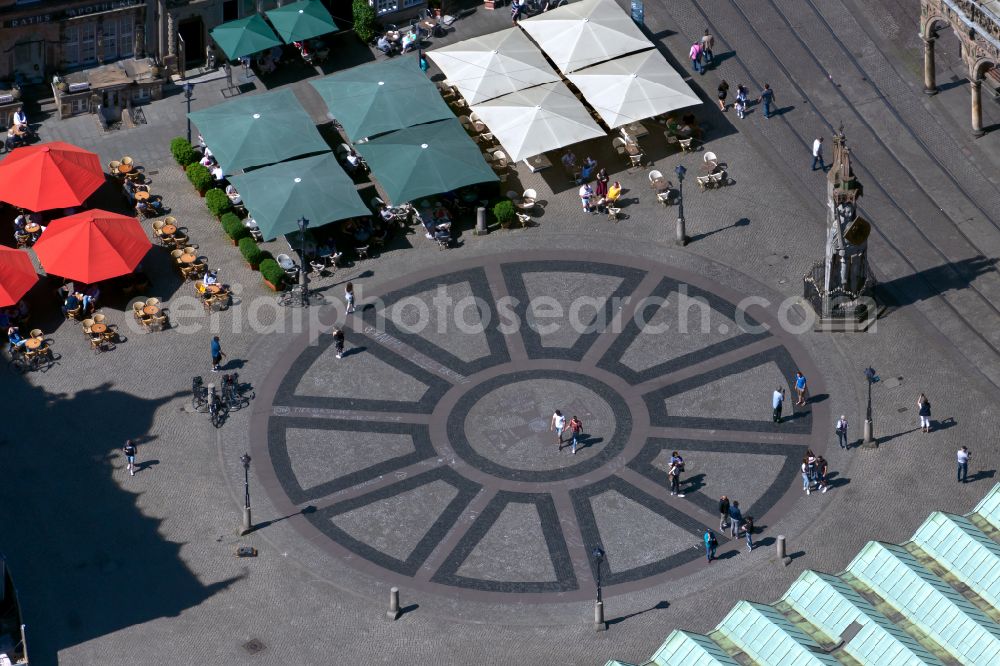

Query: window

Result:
[403,0,423,7]
[80,22,97,65]
[119,17,134,58]
[64,26,79,66]
[373,0,399,15]
[103,20,117,60]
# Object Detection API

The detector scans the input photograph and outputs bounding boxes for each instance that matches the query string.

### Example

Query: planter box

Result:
[263,278,282,291]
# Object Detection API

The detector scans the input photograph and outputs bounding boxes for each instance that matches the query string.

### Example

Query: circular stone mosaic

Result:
[253,251,826,602]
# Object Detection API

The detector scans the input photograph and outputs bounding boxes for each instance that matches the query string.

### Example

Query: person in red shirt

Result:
[568,416,583,454]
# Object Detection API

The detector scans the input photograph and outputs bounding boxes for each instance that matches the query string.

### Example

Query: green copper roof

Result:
[610,484,1000,666]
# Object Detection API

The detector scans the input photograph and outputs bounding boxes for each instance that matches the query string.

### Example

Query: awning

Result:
[469,82,605,162]
[518,0,653,73]
[0,142,104,211]
[355,119,498,205]
[227,153,369,241]
[266,0,339,43]
[309,56,454,141]
[188,89,328,173]
[427,28,560,105]
[32,210,151,284]
[566,50,701,127]
[209,14,283,61]
[0,247,37,308]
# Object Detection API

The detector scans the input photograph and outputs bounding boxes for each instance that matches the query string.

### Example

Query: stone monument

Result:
[803,131,878,330]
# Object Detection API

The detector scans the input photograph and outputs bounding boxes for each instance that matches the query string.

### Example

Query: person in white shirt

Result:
[199,153,214,167]
[550,410,567,449]
[211,165,225,181]
[835,415,848,449]
[957,446,971,483]
[812,137,825,171]
[13,107,27,129]
[204,270,219,286]
[345,149,361,173]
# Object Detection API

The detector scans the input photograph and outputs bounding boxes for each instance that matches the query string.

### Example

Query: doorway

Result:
[223,0,239,22]
[178,17,205,66]
[13,40,45,84]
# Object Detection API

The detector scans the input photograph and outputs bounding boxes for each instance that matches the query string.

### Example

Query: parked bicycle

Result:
[221,372,254,411]
[208,382,228,429]
[191,375,229,427]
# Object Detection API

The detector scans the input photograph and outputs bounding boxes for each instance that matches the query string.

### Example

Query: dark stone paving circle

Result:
[252,251,826,603]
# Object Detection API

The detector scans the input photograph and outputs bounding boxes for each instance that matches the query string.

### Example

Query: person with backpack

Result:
[668,451,685,497]
[123,439,137,476]
[568,415,583,454]
[728,501,743,538]
[704,529,718,562]
[718,495,730,531]
[918,393,932,432]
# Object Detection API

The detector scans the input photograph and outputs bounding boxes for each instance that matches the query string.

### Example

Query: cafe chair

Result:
[121,156,134,167]
[276,254,299,282]
[606,206,622,223]
[704,151,718,164]
[14,230,31,248]
[172,232,189,247]
[355,245,371,261]
[29,329,42,339]
[152,219,165,234]
[612,137,627,157]
[629,152,644,168]
[170,249,184,263]
[657,189,675,205]
[708,171,726,188]
[64,305,82,321]
[679,138,694,153]
[309,258,327,276]
[516,212,532,228]
[149,314,168,332]
[92,314,106,326]
[145,298,160,308]
[648,170,664,185]
[696,175,712,191]
[81,319,95,335]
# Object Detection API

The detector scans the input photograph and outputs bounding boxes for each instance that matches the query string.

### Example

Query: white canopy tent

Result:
[566,50,701,127]
[518,0,654,73]
[427,28,561,105]
[469,81,605,162]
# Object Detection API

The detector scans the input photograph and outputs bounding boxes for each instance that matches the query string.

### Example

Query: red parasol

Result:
[32,209,151,283]
[0,142,105,210]
[0,246,38,308]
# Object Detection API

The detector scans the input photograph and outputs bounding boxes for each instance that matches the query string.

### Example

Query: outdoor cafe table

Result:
[699,162,722,175]
[24,337,42,350]
[161,224,177,236]
[524,154,552,173]
[90,323,107,335]
[142,305,159,316]
[24,223,40,234]
[118,164,133,175]
[622,121,649,139]
[205,285,222,295]
[650,177,671,192]
[134,191,150,201]
[625,143,641,156]
[180,253,197,264]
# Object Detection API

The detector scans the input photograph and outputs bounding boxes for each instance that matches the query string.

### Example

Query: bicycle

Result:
[277,282,325,308]
[191,375,208,411]
[207,383,228,428]
[221,372,253,411]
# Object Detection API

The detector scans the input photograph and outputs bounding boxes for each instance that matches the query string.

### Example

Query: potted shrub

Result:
[205,188,232,219]
[169,137,197,168]
[352,0,378,43]
[220,212,250,245]
[260,258,285,291]
[492,200,516,229]
[186,163,213,195]
[239,237,264,270]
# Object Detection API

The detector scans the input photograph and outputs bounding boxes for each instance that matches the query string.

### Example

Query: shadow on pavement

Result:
[879,256,998,307]
[606,600,669,626]
[0,376,241,665]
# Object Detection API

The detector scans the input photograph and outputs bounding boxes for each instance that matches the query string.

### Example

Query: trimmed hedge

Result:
[492,200,516,229]
[352,0,378,43]
[205,188,232,218]
[186,163,213,194]
[238,237,264,269]
[170,137,197,166]
[260,258,285,289]
[220,212,250,243]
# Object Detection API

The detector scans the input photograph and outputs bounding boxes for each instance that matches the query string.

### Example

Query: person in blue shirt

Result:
[62,293,81,317]
[703,529,717,562]
[211,336,224,372]
[7,326,26,352]
[794,371,808,406]
[728,501,743,538]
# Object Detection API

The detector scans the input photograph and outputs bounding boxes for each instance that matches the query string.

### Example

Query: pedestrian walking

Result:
[811,137,825,171]
[817,456,828,493]
[718,495,731,531]
[551,410,567,449]
[701,29,715,64]
[689,41,703,75]
[717,80,729,111]
[957,446,970,483]
[806,449,818,485]
[735,84,748,119]
[743,517,754,551]
[511,0,522,24]
[704,529,718,562]
[772,387,785,423]
[759,84,776,118]
[836,415,849,449]
[123,439,137,476]
[419,53,429,75]
[568,415,583,454]
[801,456,812,495]
[918,393,932,432]
[345,282,356,314]
[794,371,808,406]
[210,335,225,372]
[333,327,345,359]
[579,183,594,213]
[668,451,685,497]
[728,501,742,538]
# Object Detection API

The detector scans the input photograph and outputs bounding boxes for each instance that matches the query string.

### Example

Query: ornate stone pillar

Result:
[157,0,167,61]
[923,39,937,95]
[167,11,176,56]
[971,78,984,136]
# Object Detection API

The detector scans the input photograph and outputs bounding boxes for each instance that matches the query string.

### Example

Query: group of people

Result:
[3,106,32,152]
[801,450,830,495]
[59,283,100,318]
[550,410,584,454]
[704,496,755,561]
[13,213,43,246]
[198,149,226,182]
[563,152,621,214]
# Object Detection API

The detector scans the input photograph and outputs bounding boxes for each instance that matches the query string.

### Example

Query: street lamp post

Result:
[592,546,607,631]
[863,366,878,447]
[239,452,253,535]
[297,216,310,306]
[183,82,193,143]
[674,164,687,246]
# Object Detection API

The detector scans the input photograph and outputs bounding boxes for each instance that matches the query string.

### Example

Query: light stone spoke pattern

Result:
[261,254,821,602]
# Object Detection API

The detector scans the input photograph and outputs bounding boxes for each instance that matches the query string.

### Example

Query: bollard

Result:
[387,587,401,621]
[240,506,252,536]
[594,600,606,631]
[474,207,487,236]
[862,419,877,448]
[777,535,792,566]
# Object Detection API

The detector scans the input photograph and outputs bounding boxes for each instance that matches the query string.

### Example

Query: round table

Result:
[143,305,159,316]
[161,224,177,236]
[625,143,641,156]
[134,191,150,201]
[650,178,670,192]
[699,162,721,175]
[473,122,486,133]
[90,323,107,335]
[118,164,133,174]
[25,337,42,350]
[205,285,222,295]
[180,253,196,264]
[24,223,40,234]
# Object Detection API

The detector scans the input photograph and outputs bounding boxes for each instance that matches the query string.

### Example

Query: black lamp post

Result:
[239,452,253,535]
[298,216,310,305]
[592,545,607,631]
[183,82,193,143]
[863,367,878,446]
[674,164,687,246]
